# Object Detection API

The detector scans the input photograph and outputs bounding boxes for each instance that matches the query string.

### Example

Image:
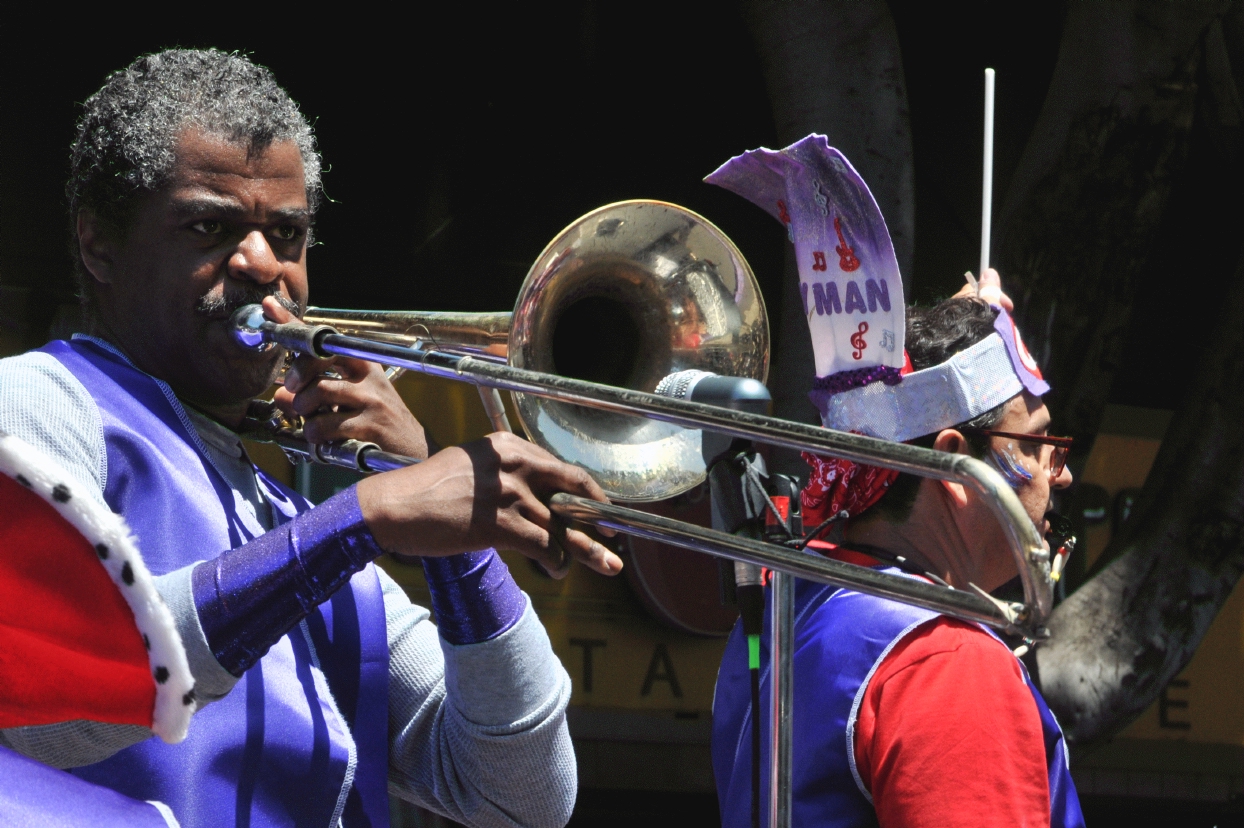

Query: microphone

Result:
[655,370,771,415]
[656,376,779,742]
[655,370,771,468]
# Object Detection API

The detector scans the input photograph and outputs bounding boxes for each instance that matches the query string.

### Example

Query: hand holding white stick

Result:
[953,267,1012,311]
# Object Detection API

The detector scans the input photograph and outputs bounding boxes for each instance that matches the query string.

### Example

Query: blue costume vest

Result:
[44,339,391,828]
[712,575,1084,828]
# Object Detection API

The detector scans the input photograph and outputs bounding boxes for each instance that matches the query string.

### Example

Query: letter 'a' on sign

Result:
[640,643,683,698]
[705,135,906,380]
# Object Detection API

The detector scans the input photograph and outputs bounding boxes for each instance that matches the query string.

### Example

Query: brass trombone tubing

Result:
[548,495,1028,630]
[237,309,1051,635]
[266,432,420,474]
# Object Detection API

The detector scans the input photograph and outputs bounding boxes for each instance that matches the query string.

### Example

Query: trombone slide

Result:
[234,308,1049,637]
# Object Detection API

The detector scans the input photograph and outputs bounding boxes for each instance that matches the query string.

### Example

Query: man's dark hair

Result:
[67,49,321,308]
[868,297,1008,522]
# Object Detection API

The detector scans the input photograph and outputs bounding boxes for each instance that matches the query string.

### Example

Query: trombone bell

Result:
[304,201,770,503]
[511,201,769,501]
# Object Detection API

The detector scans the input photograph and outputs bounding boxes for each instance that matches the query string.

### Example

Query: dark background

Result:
[1,3,1064,362]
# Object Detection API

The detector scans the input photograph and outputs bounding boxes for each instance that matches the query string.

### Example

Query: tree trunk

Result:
[741,0,914,477]
[1036,242,1244,745]
[996,0,1244,744]
[742,0,1244,747]
[995,0,1223,447]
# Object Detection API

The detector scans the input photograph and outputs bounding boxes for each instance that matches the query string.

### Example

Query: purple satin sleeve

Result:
[192,486,383,676]
[421,550,525,645]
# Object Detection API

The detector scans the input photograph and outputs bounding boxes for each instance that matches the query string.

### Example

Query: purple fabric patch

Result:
[422,550,525,646]
[811,364,904,394]
[991,306,1050,397]
[47,338,384,827]
[192,485,383,676]
[808,364,904,419]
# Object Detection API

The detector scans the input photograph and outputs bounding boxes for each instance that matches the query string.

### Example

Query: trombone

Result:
[234,200,1054,639]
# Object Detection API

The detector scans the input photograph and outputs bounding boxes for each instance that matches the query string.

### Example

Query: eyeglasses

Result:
[960,428,1073,478]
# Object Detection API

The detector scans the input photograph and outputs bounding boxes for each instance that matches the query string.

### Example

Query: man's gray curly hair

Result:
[67,48,321,304]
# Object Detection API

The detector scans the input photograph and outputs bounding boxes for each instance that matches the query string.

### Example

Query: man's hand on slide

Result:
[357,431,623,578]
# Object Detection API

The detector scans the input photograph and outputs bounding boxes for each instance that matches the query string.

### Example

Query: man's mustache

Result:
[196,288,302,319]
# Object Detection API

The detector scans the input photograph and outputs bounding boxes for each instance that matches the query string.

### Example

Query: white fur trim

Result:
[0,430,194,744]
[146,800,183,828]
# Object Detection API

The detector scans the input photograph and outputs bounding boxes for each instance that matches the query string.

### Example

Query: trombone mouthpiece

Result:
[230,304,271,351]
[229,305,339,357]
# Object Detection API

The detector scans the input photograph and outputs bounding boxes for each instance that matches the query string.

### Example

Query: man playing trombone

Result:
[0,48,620,828]
[708,138,1084,827]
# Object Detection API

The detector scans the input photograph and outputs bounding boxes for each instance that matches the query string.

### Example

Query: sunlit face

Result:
[985,391,1074,537]
[942,391,1074,592]
[87,127,310,408]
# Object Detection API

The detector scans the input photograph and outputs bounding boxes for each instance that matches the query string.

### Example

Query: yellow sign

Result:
[248,378,1244,789]
[1079,406,1244,749]
[379,548,725,716]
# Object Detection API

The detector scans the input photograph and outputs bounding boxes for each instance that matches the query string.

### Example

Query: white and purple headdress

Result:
[706,135,908,408]
[706,135,1049,519]
[706,134,1048,441]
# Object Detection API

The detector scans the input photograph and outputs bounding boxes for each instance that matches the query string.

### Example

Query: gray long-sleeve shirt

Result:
[0,345,577,828]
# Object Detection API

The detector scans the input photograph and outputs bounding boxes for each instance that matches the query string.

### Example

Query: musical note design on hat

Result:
[704,134,906,390]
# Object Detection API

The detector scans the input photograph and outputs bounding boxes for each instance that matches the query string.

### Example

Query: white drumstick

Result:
[978,68,996,292]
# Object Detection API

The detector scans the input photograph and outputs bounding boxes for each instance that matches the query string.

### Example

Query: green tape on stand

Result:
[747,633,761,671]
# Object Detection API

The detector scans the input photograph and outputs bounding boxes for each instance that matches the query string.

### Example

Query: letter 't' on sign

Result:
[569,638,606,693]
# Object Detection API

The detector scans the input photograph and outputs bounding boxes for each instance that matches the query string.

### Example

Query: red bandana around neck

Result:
[800,352,914,531]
